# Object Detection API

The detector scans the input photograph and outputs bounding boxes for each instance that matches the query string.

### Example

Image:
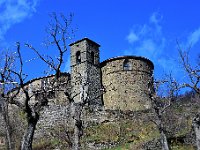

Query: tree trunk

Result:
[73,104,83,150]
[74,119,81,150]
[21,115,38,150]
[5,123,12,150]
[155,110,170,150]
[160,130,169,150]
[2,101,13,150]
[193,114,200,150]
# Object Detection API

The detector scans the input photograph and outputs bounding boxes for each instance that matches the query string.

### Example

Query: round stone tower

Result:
[101,56,154,111]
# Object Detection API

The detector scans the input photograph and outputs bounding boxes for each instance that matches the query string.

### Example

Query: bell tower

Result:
[69,38,102,108]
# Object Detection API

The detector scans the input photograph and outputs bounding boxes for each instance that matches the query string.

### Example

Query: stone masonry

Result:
[101,56,154,110]
[0,38,154,148]
[10,38,154,134]
[69,38,154,111]
[70,38,103,108]
[8,38,154,112]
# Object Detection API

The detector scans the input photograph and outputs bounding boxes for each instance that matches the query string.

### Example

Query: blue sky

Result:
[0,0,200,83]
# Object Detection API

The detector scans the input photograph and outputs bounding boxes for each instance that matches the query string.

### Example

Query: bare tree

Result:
[71,73,87,150]
[2,43,52,150]
[148,74,179,150]
[177,44,200,95]
[0,50,16,150]
[3,12,99,150]
[26,13,98,150]
[25,13,79,149]
[1,20,71,148]
[0,13,72,150]
[71,70,105,150]
[177,42,200,150]
[26,13,75,78]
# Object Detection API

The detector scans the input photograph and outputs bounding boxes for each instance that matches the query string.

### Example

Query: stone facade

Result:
[70,39,103,108]
[0,38,154,148]
[15,38,153,138]
[0,99,6,148]
[8,38,153,111]
[6,38,154,112]
[70,38,154,111]
[101,56,154,110]
[8,73,71,107]
[1,38,198,150]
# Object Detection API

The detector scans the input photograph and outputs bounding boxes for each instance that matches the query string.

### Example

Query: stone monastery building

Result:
[70,38,154,111]
[4,38,154,111]
[0,38,154,147]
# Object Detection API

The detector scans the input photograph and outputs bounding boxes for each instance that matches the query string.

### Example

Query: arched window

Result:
[91,51,95,64]
[123,59,132,70]
[76,51,81,64]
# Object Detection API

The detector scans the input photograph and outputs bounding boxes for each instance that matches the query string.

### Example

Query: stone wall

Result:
[35,104,71,138]
[8,73,71,105]
[0,99,6,148]
[0,113,6,148]
[7,73,71,134]
[68,38,154,111]
[101,56,154,111]
[70,38,103,108]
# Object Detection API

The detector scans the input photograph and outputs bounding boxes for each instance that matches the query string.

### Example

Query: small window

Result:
[47,91,55,99]
[91,51,95,64]
[123,59,132,70]
[76,51,81,64]
[0,138,5,144]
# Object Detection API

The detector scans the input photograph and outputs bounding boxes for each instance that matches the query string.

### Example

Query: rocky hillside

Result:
[1,92,199,150]
[31,94,199,150]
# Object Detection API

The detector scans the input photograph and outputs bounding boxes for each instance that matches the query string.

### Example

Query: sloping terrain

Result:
[1,93,199,150]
